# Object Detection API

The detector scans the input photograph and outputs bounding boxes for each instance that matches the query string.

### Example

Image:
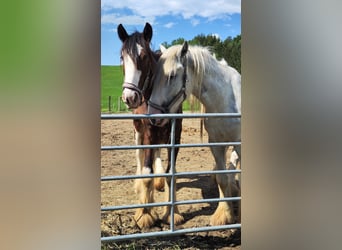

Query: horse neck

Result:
[188,64,239,114]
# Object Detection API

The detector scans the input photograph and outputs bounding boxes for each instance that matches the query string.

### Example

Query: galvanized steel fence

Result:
[101,113,241,242]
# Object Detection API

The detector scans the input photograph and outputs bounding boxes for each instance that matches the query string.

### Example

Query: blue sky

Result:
[101,0,241,65]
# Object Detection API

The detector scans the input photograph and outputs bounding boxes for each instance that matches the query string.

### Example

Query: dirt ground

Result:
[101,114,241,249]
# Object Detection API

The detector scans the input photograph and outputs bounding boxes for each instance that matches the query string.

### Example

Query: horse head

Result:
[148,42,189,126]
[117,23,156,109]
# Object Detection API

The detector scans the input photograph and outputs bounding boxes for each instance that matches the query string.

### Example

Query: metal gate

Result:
[101,113,241,242]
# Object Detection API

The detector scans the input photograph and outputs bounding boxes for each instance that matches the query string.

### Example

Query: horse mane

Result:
[163,45,218,141]
[165,44,221,104]
[186,45,215,83]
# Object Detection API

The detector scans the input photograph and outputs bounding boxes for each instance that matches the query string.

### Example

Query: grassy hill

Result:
[101,65,199,113]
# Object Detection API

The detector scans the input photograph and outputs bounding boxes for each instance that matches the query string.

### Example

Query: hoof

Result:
[134,208,158,229]
[210,212,234,226]
[210,204,235,226]
[163,212,184,225]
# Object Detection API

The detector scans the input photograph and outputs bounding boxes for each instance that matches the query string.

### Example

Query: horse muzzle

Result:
[122,82,143,109]
[148,104,169,127]
[122,90,142,109]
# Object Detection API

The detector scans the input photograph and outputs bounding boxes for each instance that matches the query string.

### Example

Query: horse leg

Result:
[134,137,157,228]
[162,119,183,225]
[210,146,236,226]
[153,148,165,191]
[162,146,184,225]
[233,145,241,223]
[134,130,144,193]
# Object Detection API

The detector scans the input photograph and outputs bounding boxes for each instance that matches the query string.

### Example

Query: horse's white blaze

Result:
[122,53,142,102]
[122,43,144,104]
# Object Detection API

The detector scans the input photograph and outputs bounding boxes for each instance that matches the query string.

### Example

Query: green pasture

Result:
[101,65,200,113]
[101,65,127,112]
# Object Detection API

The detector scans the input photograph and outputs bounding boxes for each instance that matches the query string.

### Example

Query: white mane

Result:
[170,45,240,113]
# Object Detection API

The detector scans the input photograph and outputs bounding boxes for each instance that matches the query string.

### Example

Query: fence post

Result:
[108,96,112,113]
[118,97,121,112]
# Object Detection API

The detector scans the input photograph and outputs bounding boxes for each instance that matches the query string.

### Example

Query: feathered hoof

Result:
[210,206,235,226]
[163,212,184,226]
[154,177,165,192]
[134,208,158,229]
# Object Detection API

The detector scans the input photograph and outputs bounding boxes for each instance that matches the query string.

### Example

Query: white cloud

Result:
[101,0,240,23]
[164,22,175,28]
[101,13,155,26]
[191,18,200,26]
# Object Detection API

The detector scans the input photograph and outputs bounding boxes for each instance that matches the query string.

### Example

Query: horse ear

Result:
[181,41,188,58]
[143,22,153,42]
[118,24,129,42]
[160,44,167,53]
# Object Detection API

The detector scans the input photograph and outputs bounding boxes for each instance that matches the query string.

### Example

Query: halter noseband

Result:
[122,82,144,104]
[148,60,188,113]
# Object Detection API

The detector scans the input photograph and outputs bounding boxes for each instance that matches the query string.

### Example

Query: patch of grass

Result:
[101,65,128,113]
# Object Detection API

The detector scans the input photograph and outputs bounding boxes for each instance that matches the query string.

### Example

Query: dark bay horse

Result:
[117,23,183,228]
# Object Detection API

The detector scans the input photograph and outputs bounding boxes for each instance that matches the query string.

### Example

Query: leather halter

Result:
[122,82,143,102]
[122,65,152,106]
[148,60,188,113]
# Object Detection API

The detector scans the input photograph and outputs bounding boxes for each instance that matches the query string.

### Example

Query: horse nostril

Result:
[125,97,131,105]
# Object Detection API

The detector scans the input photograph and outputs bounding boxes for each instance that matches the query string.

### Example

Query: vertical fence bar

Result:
[169,117,176,232]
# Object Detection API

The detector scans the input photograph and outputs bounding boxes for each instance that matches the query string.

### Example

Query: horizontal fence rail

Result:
[101,112,241,119]
[101,112,241,242]
[101,169,241,181]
